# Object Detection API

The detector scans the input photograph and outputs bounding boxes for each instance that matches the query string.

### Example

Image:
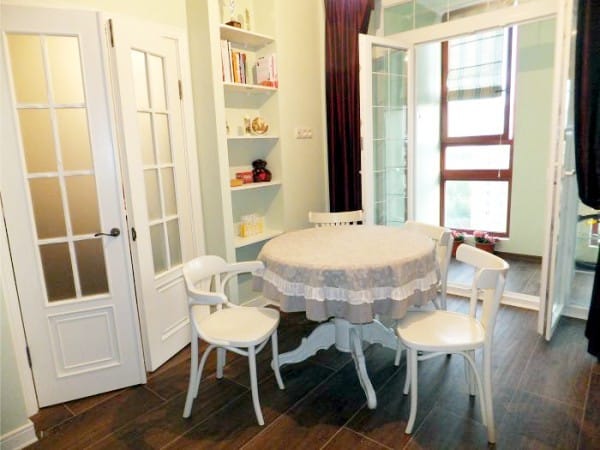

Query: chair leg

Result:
[248,345,265,426]
[464,350,476,396]
[394,338,402,366]
[182,335,198,418]
[403,349,410,395]
[193,344,215,399]
[405,348,418,434]
[483,349,496,443]
[271,330,285,390]
[216,347,226,379]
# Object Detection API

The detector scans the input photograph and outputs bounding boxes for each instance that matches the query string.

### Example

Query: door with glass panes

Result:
[110,17,203,371]
[359,34,411,226]
[1,6,146,405]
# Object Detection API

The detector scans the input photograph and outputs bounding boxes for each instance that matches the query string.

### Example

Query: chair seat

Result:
[194,306,280,347]
[397,310,485,352]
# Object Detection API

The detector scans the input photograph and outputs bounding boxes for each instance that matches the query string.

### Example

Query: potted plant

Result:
[473,230,497,253]
[451,230,465,257]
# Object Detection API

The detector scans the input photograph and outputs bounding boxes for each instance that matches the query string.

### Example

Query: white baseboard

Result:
[447,283,540,311]
[0,420,37,450]
[240,295,278,308]
[563,304,589,320]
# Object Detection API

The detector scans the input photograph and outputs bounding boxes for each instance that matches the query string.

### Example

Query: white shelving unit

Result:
[189,0,284,304]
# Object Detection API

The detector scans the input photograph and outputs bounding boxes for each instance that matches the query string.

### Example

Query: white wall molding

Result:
[0,420,37,450]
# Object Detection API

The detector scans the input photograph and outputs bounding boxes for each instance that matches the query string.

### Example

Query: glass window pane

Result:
[75,239,108,296]
[150,224,167,274]
[373,74,389,107]
[131,50,149,110]
[144,169,162,220]
[6,34,48,104]
[40,243,75,301]
[389,49,406,76]
[447,97,506,137]
[56,108,93,171]
[445,145,511,170]
[65,175,100,235]
[148,54,166,110]
[46,36,84,104]
[138,112,155,166]
[167,219,182,267]
[29,178,66,239]
[18,109,57,173]
[444,180,509,233]
[161,168,177,216]
[154,114,172,164]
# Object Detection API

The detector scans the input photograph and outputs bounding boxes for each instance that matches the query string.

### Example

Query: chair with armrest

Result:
[395,244,509,444]
[181,255,284,425]
[308,209,364,227]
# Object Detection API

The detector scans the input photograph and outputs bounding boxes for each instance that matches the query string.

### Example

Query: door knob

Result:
[94,228,121,237]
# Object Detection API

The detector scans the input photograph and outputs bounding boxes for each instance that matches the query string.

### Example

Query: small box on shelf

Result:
[235,171,253,184]
[238,214,264,238]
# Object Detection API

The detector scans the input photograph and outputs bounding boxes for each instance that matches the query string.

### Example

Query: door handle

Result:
[94,228,121,238]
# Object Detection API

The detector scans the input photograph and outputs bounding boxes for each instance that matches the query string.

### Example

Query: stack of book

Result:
[220,40,247,84]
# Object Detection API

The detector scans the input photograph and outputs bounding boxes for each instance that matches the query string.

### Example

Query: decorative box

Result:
[235,171,253,184]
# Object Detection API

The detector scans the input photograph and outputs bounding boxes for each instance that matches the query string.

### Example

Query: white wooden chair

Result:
[402,220,454,310]
[396,244,509,444]
[181,255,285,425]
[308,210,364,227]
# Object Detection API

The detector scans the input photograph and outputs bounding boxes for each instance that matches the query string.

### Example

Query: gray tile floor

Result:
[448,254,595,309]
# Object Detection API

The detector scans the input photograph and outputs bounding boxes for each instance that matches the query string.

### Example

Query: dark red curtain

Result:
[324,0,373,212]
[575,0,600,359]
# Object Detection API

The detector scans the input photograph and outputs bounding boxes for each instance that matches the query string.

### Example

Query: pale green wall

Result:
[2,0,188,27]
[505,19,555,256]
[0,279,30,437]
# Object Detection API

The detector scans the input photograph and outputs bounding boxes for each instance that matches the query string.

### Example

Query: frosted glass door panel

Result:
[133,49,183,276]
[7,32,109,302]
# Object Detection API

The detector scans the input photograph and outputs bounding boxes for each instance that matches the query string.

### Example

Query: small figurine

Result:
[252,159,271,182]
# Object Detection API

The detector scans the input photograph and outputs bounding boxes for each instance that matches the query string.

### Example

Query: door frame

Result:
[382,0,564,313]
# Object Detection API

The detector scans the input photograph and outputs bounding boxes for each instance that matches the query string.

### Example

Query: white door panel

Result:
[109,17,203,370]
[359,34,413,226]
[1,5,146,405]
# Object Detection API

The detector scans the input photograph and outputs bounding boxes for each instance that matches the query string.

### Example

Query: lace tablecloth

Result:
[254,226,439,323]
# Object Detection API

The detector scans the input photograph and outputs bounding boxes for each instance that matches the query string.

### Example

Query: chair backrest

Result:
[308,210,364,227]
[183,255,229,303]
[403,220,453,288]
[456,244,509,341]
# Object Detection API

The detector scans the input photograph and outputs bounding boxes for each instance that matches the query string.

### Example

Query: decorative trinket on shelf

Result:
[252,159,271,182]
[230,178,243,187]
[235,171,253,184]
[239,213,264,237]
[244,116,252,135]
[225,0,241,27]
[250,116,269,135]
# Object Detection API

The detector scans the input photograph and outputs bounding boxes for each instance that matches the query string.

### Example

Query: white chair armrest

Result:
[220,260,265,292]
[188,288,227,306]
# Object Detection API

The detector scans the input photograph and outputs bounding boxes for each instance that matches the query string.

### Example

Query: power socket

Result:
[295,127,313,139]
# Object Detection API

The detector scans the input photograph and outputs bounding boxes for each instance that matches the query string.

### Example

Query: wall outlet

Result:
[295,127,313,139]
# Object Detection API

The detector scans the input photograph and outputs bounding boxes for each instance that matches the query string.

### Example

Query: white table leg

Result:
[276,320,336,367]
[275,317,397,409]
[349,327,377,409]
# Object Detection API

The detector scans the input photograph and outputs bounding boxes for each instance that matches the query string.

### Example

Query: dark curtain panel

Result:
[324,0,373,212]
[575,0,600,358]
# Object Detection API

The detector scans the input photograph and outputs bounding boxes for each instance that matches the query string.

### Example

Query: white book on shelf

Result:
[220,39,232,83]
[256,53,278,87]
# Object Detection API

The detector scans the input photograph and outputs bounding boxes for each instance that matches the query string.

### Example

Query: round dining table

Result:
[253,225,439,408]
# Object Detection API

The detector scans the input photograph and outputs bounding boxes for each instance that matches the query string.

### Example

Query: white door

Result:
[108,17,204,371]
[539,0,578,339]
[1,6,146,405]
[359,34,413,226]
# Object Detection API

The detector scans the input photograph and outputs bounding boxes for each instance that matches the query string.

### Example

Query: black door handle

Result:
[94,228,121,237]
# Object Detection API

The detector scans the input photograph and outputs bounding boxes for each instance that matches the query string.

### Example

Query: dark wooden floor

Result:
[28,297,599,450]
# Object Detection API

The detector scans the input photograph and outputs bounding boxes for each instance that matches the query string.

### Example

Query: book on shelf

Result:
[220,40,248,85]
[256,53,278,88]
